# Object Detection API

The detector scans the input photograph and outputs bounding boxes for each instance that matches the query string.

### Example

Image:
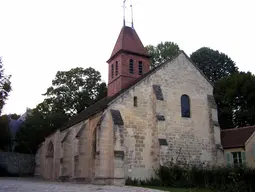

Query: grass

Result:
[142,186,214,192]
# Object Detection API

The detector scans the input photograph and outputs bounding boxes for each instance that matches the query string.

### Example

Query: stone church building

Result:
[35,25,224,185]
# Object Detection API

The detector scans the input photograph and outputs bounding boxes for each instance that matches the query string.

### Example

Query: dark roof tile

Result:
[221,126,255,149]
[108,26,149,62]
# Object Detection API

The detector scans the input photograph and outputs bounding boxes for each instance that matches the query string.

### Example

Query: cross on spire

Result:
[123,0,127,26]
[122,0,134,29]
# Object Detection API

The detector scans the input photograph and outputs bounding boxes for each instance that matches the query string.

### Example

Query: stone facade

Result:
[35,52,224,184]
[245,131,255,167]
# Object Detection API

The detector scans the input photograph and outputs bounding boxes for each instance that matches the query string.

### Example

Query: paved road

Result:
[0,178,163,192]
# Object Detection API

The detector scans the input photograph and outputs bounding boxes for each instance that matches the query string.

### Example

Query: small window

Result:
[181,94,190,117]
[232,152,246,166]
[133,96,137,107]
[129,59,134,74]
[111,64,114,78]
[139,61,143,75]
[115,61,118,76]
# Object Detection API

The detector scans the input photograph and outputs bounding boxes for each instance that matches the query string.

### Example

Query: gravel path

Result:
[0,178,164,192]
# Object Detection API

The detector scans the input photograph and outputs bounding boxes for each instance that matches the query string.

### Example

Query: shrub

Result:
[126,163,255,192]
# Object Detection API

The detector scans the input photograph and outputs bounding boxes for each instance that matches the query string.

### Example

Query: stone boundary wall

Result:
[0,152,35,176]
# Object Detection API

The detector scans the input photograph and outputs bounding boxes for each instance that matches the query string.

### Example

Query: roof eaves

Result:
[223,145,245,149]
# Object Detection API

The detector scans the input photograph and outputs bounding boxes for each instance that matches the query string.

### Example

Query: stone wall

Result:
[108,52,224,180]
[245,131,255,168]
[0,152,35,176]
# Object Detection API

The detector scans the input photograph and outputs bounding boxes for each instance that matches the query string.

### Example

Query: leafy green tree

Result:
[190,47,238,83]
[0,57,11,114]
[146,42,180,68]
[9,113,20,120]
[214,72,255,129]
[43,67,107,116]
[15,104,69,154]
[0,115,11,150]
[15,67,107,153]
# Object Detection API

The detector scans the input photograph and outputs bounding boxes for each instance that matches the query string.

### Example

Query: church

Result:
[34,20,224,185]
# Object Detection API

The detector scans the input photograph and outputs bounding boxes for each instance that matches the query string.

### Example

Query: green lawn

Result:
[142,186,214,192]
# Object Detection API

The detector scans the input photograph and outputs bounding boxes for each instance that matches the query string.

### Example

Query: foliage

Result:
[14,105,69,154]
[0,57,11,115]
[0,115,12,150]
[214,71,255,129]
[146,42,180,68]
[126,163,255,192]
[14,67,107,154]
[190,47,238,83]
[9,113,20,120]
[43,67,107,117]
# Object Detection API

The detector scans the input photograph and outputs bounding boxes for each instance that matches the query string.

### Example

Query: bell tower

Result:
[107,2,150,97]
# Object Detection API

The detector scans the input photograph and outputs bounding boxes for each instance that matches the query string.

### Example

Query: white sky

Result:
[0,0,254,115]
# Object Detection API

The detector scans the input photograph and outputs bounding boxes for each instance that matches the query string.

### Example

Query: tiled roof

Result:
[60,97,111,131]
[108,26,149,62]
[221,126,255,149]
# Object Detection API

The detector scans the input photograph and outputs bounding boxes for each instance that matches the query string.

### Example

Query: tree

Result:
[0,115,12,151]
[9,113,20,120]
[15,104,69,154]
[43,67,107,117]
[0,57,11,114]
[214,72,255,129]
[190,47,238,83]
[14,67,107,153]
[146,42,180,68]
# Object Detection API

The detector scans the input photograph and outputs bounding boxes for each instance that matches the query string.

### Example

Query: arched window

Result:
[139,61,143,75]
[181,94,190,117]
[133,96,137,107]
[47,141,54,157]
[115,61,118,76]
[129,59,134,74]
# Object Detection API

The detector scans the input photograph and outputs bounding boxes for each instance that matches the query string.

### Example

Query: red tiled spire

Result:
[108,26,149,62]
[107,26,150,97]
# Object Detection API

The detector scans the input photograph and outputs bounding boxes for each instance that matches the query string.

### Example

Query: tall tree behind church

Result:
[15,67,107,153]
[214,72,255,129]
[190,47,238,83]
[43,67,107,117]
[0,57,11,115]
[146,42,180,68]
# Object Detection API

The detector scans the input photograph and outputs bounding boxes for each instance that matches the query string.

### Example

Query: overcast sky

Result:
[0,0,254,115]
